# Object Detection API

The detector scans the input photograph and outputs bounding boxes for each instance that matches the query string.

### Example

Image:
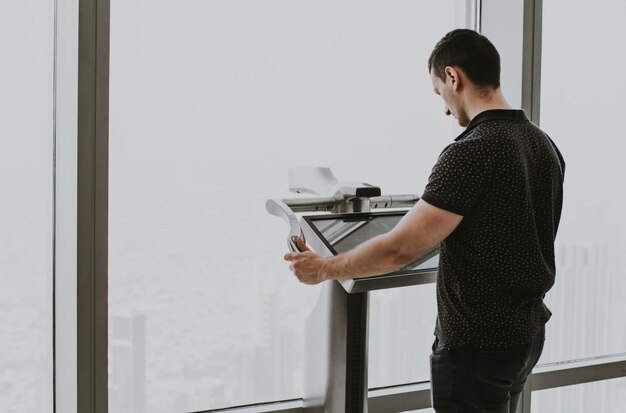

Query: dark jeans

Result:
[429,332,545,413]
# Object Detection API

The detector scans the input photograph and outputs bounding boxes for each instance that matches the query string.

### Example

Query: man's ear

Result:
[444,66,461,91]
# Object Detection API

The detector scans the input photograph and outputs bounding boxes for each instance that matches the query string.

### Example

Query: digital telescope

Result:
[266,166,440,413]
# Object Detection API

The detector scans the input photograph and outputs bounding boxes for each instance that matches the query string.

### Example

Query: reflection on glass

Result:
[0,1,53,412]
[316,219,369,247]
[308,213,439,272]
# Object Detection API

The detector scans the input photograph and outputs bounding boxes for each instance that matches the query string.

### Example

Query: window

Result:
[0,1,54,412]
[532,377,626,413]
[369,285,438,387]
[109,1,458,410]
[539,0,626,365]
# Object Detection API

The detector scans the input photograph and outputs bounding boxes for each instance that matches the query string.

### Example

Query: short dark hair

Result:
[428,29,501,89]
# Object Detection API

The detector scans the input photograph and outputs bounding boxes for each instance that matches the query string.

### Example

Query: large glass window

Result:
[366,3,458,389]
[532,377,626,413]
[109,1,457,411]
[539,0,626,365]
[0,1,54,412]
[369,285,438,387]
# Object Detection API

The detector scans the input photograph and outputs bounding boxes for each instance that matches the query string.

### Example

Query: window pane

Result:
[532,377,626,413]
[0,1,54,412]
[366,1,457,389]
[369,285,438,387]
[110,1,456,410]
[539,0,626,364]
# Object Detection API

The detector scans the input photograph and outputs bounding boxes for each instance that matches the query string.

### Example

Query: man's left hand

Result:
[283,237,330,285]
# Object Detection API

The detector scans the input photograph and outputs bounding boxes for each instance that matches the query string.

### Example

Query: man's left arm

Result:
[284,199,463,285]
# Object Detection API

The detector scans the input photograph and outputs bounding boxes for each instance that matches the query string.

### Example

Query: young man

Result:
[284,29,565,413]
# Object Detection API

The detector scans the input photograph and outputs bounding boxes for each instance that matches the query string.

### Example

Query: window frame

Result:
[54,0,109,412]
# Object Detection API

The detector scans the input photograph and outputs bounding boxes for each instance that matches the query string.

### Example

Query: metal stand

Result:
[345,292,369,413]
[267,167,428,413]
[304,282,369,413]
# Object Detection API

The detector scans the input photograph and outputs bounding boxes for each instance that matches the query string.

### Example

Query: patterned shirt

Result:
[421,109,565,349]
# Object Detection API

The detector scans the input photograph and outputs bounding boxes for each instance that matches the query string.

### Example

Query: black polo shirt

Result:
[421,109,565,349]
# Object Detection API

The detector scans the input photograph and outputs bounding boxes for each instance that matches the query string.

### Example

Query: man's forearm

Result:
[320,233,423,281]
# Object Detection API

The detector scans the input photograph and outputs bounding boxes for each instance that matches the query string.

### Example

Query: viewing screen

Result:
[305,212,439,272]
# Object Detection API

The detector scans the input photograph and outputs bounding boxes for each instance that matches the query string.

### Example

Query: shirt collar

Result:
[454,109,529,141]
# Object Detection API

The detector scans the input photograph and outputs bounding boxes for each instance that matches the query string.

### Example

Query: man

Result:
[284,29,564,413]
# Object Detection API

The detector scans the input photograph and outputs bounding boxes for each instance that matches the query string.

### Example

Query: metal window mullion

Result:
[522,0,543,124]
[368,383,432,412]
[531,355,626,391]
[465,0,482,31]
[75,0,109,411]
[516,0,544,408]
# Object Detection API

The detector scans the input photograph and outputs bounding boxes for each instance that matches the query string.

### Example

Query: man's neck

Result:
[465,88,512,122]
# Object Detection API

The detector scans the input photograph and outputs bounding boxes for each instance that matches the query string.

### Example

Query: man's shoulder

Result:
[457,118,545,152]
[443,129,508,157]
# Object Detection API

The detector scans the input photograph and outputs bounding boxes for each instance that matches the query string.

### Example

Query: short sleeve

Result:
[421,140,494,216]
